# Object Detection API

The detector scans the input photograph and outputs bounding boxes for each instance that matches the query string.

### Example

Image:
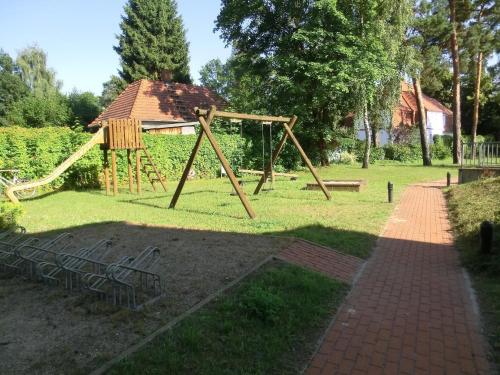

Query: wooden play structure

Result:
[5,119,166,204]
[169,106,331,219]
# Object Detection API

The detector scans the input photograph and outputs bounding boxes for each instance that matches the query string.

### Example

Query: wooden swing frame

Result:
[169,106,331,219]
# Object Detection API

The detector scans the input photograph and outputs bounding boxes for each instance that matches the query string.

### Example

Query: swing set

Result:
[169,105,331,219]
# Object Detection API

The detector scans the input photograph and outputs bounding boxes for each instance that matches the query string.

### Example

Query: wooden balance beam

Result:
[239,169,298,179]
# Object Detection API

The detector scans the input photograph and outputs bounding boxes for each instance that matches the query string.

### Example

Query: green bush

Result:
[0,203,23,229]
[384,144,422,162]
[370,147,385,162]
[0,127,246,190]
[431,136,452,160]
[338,151,357,165]
[351,141,384,163]
[239,284,285,324]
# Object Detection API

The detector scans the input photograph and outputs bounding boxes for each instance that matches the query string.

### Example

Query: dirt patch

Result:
[0,222,292,374]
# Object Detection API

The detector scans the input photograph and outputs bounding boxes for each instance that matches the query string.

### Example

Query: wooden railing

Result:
[461,142,500,167]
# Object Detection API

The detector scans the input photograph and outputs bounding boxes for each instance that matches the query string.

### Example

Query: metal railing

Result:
[461,142,500,167]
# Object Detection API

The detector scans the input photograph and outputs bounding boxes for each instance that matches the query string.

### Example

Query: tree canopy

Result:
[216,0,413,165]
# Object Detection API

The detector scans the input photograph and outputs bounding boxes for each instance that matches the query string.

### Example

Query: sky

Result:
[0,0,232,95]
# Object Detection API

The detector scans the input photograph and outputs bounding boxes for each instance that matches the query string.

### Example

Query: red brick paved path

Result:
[279,240,363,284]
[307,182,491,375]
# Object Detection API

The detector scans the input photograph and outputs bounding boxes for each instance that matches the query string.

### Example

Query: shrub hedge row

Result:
[0,127,245,189]
[0,202,23,229]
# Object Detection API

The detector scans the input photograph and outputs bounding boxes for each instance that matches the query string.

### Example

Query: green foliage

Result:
[100,75,127,107]
[352,141,384,164]
[239,285,285,324]
[431,136,452,160]
[6,92,70,128]
[337,151,357,165]
[109,264,347,374]
[15,44,61,95]
[199,58,233,100]
[115,0,191,83]
[68,91,102,127]
[384,144,422,162]
[216,0,413,166]
[447,177,500,365]
[0,50,29,125]
[0,202,23,229]
[0,127,245,189]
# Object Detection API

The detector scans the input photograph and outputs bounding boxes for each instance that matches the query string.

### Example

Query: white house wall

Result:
[181,126,196,135]
[356,129,390,146]
[426,111,446,141]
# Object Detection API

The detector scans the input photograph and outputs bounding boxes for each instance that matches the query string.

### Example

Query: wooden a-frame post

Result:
[169,106,256,219]
[169,106,330,219]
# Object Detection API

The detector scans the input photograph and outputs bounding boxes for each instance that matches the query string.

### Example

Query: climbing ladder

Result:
[139,148,167,192]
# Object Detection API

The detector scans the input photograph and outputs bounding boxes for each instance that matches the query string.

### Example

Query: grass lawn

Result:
[108,261,348,375]
[447,177,500,364]
[18,161,455,258]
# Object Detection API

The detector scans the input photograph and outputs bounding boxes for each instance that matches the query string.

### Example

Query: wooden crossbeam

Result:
[195,107,291,123]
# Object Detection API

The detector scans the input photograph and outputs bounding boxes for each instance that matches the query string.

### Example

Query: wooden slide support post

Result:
[254,116,298,195]
[169,108,215,210]
[127,149,134,193]
[136,149,141,194]
[111,150,118,196]
[282,122,331,200]
[169,106,256,219]
[103,148,110,195]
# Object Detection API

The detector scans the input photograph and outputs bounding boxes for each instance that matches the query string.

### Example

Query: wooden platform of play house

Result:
[102,119,167,195]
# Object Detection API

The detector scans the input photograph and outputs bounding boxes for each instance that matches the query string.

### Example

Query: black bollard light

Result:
[447,172,451,187]
[387,182,393,203]
[480,221,494,254]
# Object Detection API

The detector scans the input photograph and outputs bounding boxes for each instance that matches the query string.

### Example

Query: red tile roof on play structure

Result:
[90,79,226,125]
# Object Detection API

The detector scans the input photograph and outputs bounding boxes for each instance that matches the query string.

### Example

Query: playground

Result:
[0,109,464,373]
[1,163,453,374]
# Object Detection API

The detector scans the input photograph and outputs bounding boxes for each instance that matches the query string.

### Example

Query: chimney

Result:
[161,69,173,82]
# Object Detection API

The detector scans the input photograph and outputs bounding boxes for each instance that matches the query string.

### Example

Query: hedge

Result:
[0,202,23,229]
[0,127,246,190]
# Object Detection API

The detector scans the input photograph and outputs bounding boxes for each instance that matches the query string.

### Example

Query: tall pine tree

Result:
[115,0,191,84]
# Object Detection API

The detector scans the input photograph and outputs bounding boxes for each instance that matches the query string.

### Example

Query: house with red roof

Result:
[90,78,225,135]
[357,82,453,145]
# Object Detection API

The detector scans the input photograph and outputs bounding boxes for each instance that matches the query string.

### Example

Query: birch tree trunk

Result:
[413,77,432,166]
[449,0,462,164]
[362,106,371,169]
[471,51,483,147]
